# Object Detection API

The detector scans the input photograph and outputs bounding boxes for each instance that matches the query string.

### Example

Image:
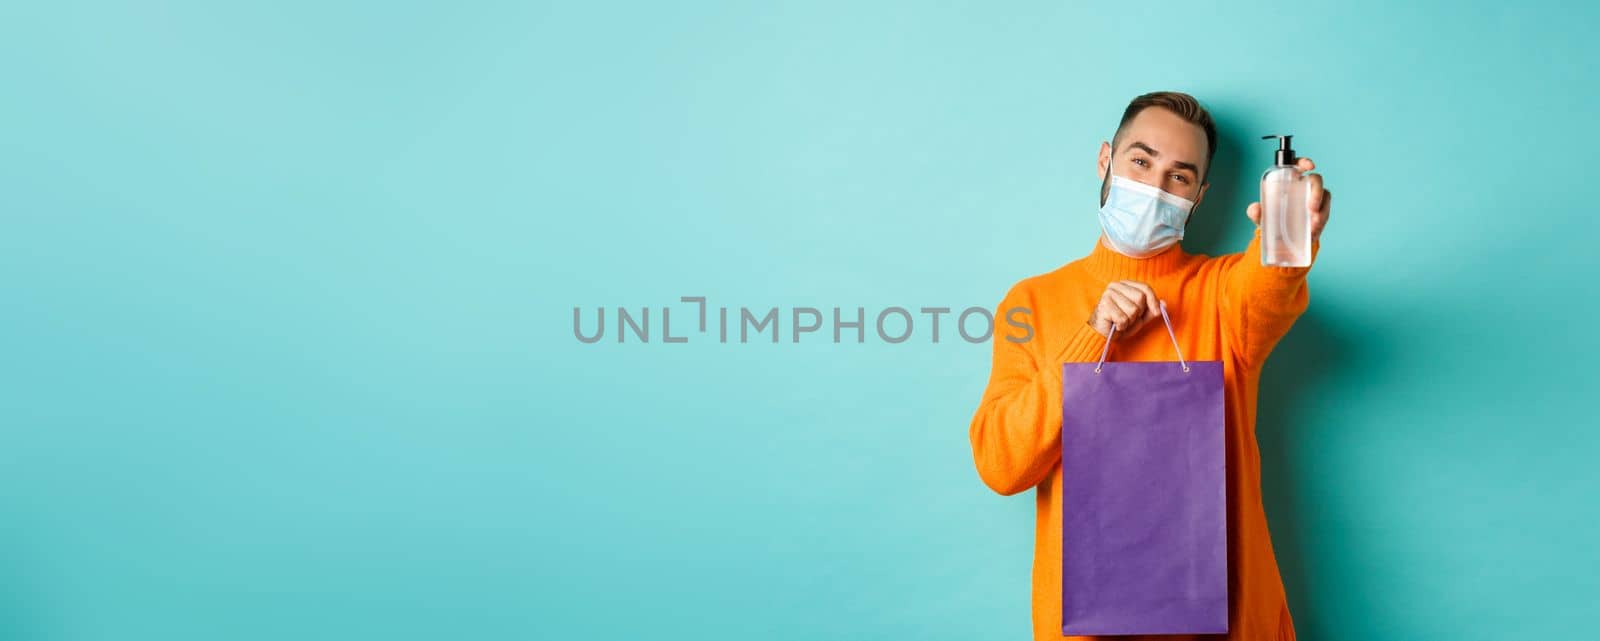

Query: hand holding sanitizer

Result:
[1260,134,1312,267]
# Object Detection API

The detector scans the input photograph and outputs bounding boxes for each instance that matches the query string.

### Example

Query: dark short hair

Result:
[1112,91,1217,182]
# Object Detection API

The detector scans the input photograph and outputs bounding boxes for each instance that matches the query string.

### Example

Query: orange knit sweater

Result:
[969,227,1320,641]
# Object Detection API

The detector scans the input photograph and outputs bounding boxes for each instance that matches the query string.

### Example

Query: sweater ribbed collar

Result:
[1082,235,1194,281]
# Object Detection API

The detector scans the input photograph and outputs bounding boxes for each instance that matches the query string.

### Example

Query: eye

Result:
[1132,158,1149,168]
[1171,174,1189,184]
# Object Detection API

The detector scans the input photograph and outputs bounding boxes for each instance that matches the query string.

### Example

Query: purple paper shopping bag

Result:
[1060,301,1227,635]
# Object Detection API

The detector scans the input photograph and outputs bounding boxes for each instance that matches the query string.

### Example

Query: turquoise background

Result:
[3,1,1597,639]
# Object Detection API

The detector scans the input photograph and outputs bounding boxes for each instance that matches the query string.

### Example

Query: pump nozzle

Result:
[1261,134,1296,166]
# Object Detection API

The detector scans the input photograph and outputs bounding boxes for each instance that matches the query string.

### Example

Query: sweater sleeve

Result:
[1218,227,1322,369]
[968,283,1109,496]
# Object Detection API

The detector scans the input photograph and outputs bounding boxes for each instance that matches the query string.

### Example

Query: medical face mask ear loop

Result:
[1092,301,1189,374]
[1098,149,1114,208]
[1165,173,1200,239]
[1177,192,1190,239]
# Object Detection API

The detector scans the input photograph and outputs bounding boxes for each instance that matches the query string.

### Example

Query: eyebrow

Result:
[1126,141,1160,157]
[1125,140,1200,176]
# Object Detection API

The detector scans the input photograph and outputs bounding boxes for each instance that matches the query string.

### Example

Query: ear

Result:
[1193,181,1210,209]
[1097,141,1112,180]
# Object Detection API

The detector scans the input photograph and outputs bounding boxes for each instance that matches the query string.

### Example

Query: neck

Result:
[1085,233,1192,281]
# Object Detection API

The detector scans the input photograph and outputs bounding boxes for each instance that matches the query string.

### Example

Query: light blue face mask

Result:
[1097,174,1197,258]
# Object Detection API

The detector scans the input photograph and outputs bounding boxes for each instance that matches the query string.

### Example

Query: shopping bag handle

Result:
[1095,300,1189,374]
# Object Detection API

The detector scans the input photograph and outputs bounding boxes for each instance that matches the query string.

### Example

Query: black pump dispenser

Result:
[1262,134,1295,166]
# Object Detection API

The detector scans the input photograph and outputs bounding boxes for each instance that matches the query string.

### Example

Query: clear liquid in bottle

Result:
[1261,166,1311,266]
[1259,134,1312,267]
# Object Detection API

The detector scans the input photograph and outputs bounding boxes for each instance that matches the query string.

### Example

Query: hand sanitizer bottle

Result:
[1260,134,1312,267]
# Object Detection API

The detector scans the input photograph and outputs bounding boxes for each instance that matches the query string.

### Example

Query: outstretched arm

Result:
[1219,230,1321,368]
[1219,157,1332,368]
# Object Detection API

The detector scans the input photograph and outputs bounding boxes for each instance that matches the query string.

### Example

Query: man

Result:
[968,91,1331,641]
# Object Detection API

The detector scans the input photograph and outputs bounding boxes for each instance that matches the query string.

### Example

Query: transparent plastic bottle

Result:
[1260,134,1311,267]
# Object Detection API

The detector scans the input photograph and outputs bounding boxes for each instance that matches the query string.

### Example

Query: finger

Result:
[1109,290,1158,334]
[1296,157,1316,172]
[1312,190,1331,240]
[1120,281,1162,320]
[1088,311,1111,336]
[1305,173,1325,213]
[1127,311,1154,334]
[1098,306,1128,336]
[1092,301,1119,333]
[1106,295,1143,333]
[1246,201,1261,226]
[1105,289,1142,322]
[1105,285,1149,321]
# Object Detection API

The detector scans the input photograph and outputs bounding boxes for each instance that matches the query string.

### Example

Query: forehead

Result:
[1117,107,1207,165]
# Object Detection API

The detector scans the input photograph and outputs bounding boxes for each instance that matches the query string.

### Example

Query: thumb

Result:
[1246,202,1261,226]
